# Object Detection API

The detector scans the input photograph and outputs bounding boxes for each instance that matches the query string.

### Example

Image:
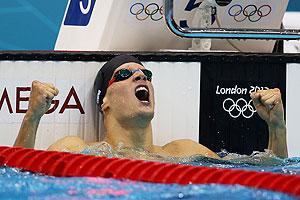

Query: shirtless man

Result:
[14,55,288,158]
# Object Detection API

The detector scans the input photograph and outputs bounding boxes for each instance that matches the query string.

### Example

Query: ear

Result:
[101,96,110,113]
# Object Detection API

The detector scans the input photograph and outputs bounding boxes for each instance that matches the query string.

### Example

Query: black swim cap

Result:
[93,55,143,110]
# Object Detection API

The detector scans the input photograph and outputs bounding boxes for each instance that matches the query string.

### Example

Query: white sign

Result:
[55,0,289,52]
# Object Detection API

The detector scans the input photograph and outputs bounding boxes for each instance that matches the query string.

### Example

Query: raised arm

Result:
[250,88,287,158]
[14,81,59,148]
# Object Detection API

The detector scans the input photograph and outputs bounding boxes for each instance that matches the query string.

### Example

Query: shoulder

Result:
[164,139,197,147]
[162,139,219,159]
[47,136,87,152]
[162,139,202,153]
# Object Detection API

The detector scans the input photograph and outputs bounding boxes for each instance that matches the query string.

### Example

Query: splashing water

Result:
[78,142,300,175]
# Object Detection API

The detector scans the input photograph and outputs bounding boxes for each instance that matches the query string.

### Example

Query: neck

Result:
[103,115,154,151]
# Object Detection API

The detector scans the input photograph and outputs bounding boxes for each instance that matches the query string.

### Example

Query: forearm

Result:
[268,124,288,158]
[14,112,41,148]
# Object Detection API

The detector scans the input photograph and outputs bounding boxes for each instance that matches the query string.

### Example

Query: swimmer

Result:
[14,55,287,158]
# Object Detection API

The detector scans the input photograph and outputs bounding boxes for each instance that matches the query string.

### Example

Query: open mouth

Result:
[135,86,149,103]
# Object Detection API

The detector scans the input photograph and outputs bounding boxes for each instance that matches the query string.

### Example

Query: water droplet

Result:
[178,192,184,199]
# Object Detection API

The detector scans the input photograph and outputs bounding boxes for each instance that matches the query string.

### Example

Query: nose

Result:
[134,70,147,82]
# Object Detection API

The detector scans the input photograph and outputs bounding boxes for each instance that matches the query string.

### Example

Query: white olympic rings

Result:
[223,98,256,119]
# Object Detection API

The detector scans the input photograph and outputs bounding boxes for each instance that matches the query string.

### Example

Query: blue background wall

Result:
[0,0,68,50]
[287,0,300,11]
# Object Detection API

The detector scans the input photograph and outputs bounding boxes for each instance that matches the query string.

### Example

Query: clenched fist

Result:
[250,88,285,128]
[27,80,59,120]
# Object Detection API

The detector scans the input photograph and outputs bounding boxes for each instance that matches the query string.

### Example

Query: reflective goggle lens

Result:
[142,69,152,81]
[114,68,152,82]
[117,68,133,80]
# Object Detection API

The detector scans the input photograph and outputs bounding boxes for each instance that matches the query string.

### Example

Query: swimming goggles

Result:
[109,68,152,86]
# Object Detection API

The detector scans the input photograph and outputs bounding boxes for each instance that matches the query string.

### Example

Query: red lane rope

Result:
[0,146,299,196]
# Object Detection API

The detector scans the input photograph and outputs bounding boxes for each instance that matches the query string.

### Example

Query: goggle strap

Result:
[108,78,116,87]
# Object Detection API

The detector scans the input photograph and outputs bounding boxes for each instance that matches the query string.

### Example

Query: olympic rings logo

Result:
[130,2,163,21]
[228,4,272,23]
[223,98,256,119]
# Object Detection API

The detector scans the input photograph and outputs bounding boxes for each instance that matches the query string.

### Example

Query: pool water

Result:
[1,143,299,199]
[185,153,300,175]
[0,167,298,200]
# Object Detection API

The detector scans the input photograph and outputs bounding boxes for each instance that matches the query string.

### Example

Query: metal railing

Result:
[164,0,300,40]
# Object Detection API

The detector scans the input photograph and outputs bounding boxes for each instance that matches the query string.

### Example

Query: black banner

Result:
[199,61,286,155]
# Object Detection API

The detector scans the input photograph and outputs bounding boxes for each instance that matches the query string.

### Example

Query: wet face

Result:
[102,62,155,125]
